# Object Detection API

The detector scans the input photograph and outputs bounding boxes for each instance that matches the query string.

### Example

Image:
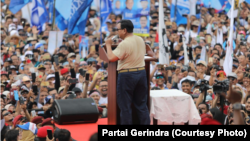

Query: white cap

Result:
[17,25,24,31]
[13,18,18,22]
[8,23,16,31]
[2,91,10,96]
[4,104,12,110]
[24,51,33,56]
[10,30,19,36]
[20,56,25,62]
[46,74,55,81]
[24,44,29,52]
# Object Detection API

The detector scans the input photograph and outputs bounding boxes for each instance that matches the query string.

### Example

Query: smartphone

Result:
[31,110,36,117]
[40,45,44,52]
[53,55,59,65]
[43,55,50,60]
[19,97,24,104]
[32,73,36,83]
[68,78,78,84]
[47,129,53,140]
[14,90,19,101]
[86,73,90,81]
[79,69,86,77]
[168,77,172,83]
[41,81,49,87]
[38,72,43,81]
[209,57,213,63]
[179,34,183,42]
[157,64,163,68]
[32,85,38,94]
[207,36,212,44]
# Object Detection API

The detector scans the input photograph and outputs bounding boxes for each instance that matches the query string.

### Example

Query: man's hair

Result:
[89,133,98,141]
[140,15,147,20]
[198,102,209,111]
[212,53,219,57]
[181,80,191,85]
[5,129,19,141]
[57,129,71,141]
[40,87,48,93]
[99,79,108,85]
[214,43,222,49]
[118,20,134,33]
[116,14,122,20]
[48,88,56,93]
[246,95,250,103]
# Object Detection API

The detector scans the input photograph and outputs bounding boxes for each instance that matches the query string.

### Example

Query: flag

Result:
[170,0,190,26]
[159,0,169,65]
[223,0,234,75]
[48,0,54,23]
[100,0,112,44]
[201,0,231,13]
[183,36,189,65]
[31,0,49,33]
[71,7,90,35]
[54,0,72,31]
[79,35,89,58]
[16,122,38,135]
[9,0,32,14]
[246,0,250,5]
[68,0,93,34]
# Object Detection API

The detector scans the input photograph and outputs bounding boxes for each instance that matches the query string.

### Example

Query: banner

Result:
[170,0,190,26]
[48,31,64,55]
[79,35,89,59]
[112,0,150,37]
[201,0,231,13]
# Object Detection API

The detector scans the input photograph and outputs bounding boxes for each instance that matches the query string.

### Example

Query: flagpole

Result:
[27,3,31,24]
[52,0,56,31]
[174,0,178,21]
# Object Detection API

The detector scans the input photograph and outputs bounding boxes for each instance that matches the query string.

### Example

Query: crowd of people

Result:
[1,0,250,140]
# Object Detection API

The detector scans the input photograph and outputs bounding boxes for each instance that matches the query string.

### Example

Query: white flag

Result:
[223,0,234,75]
[159,0,169,65]
[183,36,189,65]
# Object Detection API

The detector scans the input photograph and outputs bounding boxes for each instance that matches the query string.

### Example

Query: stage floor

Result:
[55,118,107,141]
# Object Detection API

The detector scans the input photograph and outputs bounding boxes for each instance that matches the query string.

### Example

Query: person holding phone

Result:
[105,20,155,125]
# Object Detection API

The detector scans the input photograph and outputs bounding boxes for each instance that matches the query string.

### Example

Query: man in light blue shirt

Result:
[122,0,136,24]
[113,0,123,15]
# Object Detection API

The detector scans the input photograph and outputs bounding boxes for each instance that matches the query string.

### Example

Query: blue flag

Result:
[71,7,90,35]
[170,0,190,26]
[100,0,112,44]
[31,0,49,33]
[246,0,250,5]
[48,0,54,23]
[68,0,93,34]
[55,10,68,31]
[9,0,32,14]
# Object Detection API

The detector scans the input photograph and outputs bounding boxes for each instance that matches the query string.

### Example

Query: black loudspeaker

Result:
[52,98,99,125]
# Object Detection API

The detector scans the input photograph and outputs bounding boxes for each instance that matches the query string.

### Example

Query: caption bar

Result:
[98,126,249,139]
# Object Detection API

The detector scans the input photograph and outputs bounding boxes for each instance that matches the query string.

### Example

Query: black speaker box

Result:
[52,98,99,125]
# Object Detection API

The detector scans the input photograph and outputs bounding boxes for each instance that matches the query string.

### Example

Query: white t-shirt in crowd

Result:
[99,96,108,105]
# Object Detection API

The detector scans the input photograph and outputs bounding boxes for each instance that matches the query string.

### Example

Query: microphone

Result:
[101,35,119,47]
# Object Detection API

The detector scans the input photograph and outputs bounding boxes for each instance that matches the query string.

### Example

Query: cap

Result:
[194,46,202,49]
[37,126,54,138]
[155,72,164,78]
[178,56,184,61]
[192,20,200,26]
[238,31,246,36]
[227,72,237,79]
[8,23,16,31]
[13,115,23,128]
[5,58,12,63]
[27,37,36,42]
[20,84,29,94]
[31,116,44,125]
[58,86,65,93]
[22,76,31,82]
[197,60,207,67]
[16,122,38,134]
[60,68,69,75]
[216,70,226,77]
[87,57,97,63]
[41,118,54,126]
[67,53,76,59]
[79,61,87,66]
[205,95,213,102]
[44,95,52,105]
[10,65,16,70]
[233,64,238,68]
[46,74,55,81]
[2,91,10,96]
[72,87,82,93]
[200,116,221,125]
[39,40,47,45]
[178,26,185,32]
[1,71,8,76]
[35,43,43,49]
[37,64,46,70]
